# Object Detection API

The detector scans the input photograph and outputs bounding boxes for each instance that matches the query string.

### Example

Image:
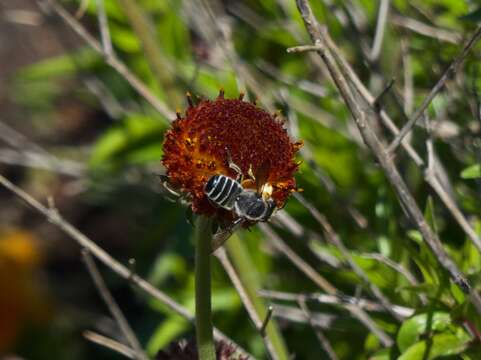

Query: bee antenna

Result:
[175,109,182,120]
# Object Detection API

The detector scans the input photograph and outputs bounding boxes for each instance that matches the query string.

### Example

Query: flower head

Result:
[162,91,302,221]
[156,339,248,360]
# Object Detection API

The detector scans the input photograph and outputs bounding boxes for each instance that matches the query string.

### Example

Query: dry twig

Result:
[215,247,279,360]
[259,224,394,346]
[297,298,338,360]
[0,148,85,177]
[84,331,136,359]
[81,250,148,360]
[39,0,174,120]
[94,0,112,56]
[270,304,336,329]
[0,173,252,358]
[294,0,481,315]
[258,290,415,318]
[387,25,481,154]
[369,0,390,62]
[391,14,462,44]
[290,13,481,259]
[294,193,403,321]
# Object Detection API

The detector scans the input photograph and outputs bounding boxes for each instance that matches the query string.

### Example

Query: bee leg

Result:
[225,147,243,181]
[247,164,256,181]
[261,199,277,222]
[158,175,182,198]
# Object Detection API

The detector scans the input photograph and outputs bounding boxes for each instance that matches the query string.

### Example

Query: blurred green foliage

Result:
[7,0,481,359]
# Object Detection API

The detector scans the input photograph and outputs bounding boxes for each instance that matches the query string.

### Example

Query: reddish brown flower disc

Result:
[162,93,302,219]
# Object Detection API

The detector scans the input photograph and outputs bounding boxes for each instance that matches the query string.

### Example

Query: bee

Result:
[204,175,276,222]
[159,149,277,252]
[206,150,276,251]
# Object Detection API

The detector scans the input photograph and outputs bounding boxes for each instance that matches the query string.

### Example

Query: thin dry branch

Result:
[259,306,274,338]
[271,304,336,329]
[289,15,481,260]
[0,122,51,155]
[359,253,427,305]
[0,173,252,358]
[39,0,174,120]
[391,14,462,44]
[289,38,425,165]
[81,250,148,360]
[259,223,394,346]
[117,0,180,105]
[283,95,368,229]
[189,0,276,112]
[294,193,403,321]
[273,211,343,269]
[369,0,390,62]
[0,121,85,177]
[94,0,112,56]
[294,0,481,315]
[297,298,338,360]
[0,148,85,177]
[387,24,481,154]
[260,224,336,294]
[401,39,414,114]
[258,290,415,318]
[74,0,90,18]
[84,331,136,359]
[215,248,279,360]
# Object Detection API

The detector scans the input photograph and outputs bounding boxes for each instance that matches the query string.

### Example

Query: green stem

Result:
[225,234,290,360]
[194,216,216,360]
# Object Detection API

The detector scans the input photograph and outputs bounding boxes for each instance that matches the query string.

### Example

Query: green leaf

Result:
[146,315,189,356]
[157,8,191,60]
[211,288,241,312]
[89,113,165,170]
[406,231,439,286]
[461,229,481,275]
[424,197,438,235]
[148,252,188,286]
[397,312,451,353]
[450,281,466,304]
[369,348,396,360]
[398,332,471,360]
[461,164,481,179]
[15,48,98,80]
[110,24,142,53]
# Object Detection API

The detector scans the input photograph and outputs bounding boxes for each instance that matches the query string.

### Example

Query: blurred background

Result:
[0,0,480,359]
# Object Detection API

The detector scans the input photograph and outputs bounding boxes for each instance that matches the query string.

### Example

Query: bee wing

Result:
[211,218,244,253]
[254,160,271,195]
[210,229,233,253]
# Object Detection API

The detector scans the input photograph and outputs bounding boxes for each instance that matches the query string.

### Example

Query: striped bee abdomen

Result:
[204,175,243,210]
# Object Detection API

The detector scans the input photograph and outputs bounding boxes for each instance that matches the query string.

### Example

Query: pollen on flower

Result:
[161,91,302,219]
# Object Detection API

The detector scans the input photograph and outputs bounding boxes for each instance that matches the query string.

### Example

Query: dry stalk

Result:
[294,0,481,315]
